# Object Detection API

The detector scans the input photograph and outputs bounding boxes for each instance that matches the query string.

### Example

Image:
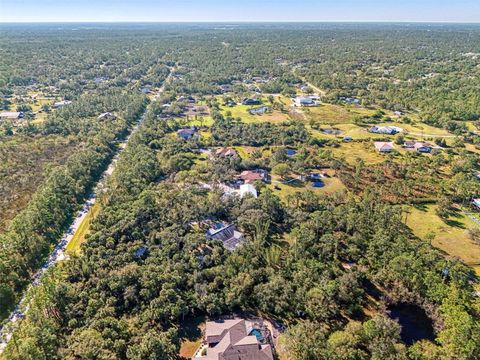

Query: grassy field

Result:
[220,103,291,124]
[267,171,346,203]
[185,116,214,127]
[66,202,101,255]
[406,205,480,274]
[330,142,387,165]
[376,121,453,137]
[304,103,376,125]
[0,135,78,232]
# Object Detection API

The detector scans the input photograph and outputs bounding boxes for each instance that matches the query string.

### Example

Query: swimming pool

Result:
[249,328,264,342]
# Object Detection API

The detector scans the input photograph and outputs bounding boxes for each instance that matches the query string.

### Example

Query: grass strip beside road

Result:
[65,202,101,255]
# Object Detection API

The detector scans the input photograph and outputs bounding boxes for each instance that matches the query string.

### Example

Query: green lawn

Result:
[185,116,214,127]
[218,94,291,124]
[267,171,346,203]
[406,204,480,274]
[66,202,101,255]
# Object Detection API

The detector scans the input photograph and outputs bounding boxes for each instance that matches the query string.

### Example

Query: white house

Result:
[368,126,403,135]
[294,95,319,107]
[52,100,72,108]
[239,184,258,198]
[473,199,480,210]
[97,112,116,121]
[0,111,23,120]
[374,141,395,153]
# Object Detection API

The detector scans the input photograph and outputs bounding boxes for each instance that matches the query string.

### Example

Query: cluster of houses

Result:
[198,166,272,252]
[194,318,274,360]
[374,141,436,153]
[217,77,272,95]
[368,125,403,135]
[338,96,361,105]
[293,95,320,107]
[403,141,434,153]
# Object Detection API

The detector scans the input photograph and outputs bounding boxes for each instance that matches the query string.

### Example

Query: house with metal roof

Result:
[206,223,244,251]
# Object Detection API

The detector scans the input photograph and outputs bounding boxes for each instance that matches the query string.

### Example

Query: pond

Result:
[388,303,435,345]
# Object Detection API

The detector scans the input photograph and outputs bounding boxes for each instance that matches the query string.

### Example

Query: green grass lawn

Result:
[218,94,291,124]
[66,202,101,255]
[406,204,480,274]
[267,171,346,203]
[185,116,214,127]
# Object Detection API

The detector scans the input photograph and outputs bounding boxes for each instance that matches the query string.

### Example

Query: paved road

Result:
[0,69,174,354]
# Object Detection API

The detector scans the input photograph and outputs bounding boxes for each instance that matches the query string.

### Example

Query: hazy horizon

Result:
[1,0,480,23]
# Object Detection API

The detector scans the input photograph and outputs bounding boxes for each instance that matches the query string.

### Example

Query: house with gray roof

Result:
[206,223,244,251]
[194,319,273,360]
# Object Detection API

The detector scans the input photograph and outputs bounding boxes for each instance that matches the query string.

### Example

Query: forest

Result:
[0,23,479,360]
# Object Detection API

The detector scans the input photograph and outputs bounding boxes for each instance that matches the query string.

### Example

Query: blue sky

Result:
[1,0,479,23]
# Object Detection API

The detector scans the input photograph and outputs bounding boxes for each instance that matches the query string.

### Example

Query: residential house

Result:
[177,127,197,140]
[178,96,196,103]
[403,141,416,149]
[248,106,270,115]
[195,319,273,360]
[339,96,361,105]
[242,98,261,106]
[414,142,433,153]
[473,199,480,210]
[403,141,433,153]
[206,223,244,251]
[219,84,233,93]
[237,169,269,184]
[294,96,319,107]
[215,147,238,158]
[52,100,72,108]
[368,126,403,135]
[0,111,23,120]
[374,141,395,153]
[475,172,480,181]
[97,112,116,121]
[248,84,261,93]
[239,184,258,198]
